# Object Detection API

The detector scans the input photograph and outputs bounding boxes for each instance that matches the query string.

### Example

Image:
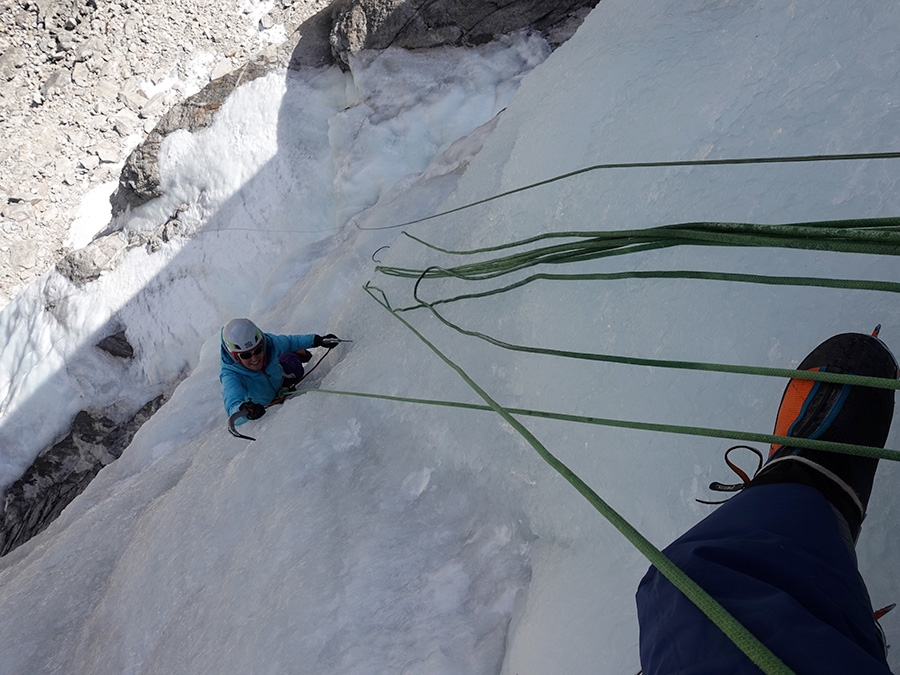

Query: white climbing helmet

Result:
[222,318,263,354]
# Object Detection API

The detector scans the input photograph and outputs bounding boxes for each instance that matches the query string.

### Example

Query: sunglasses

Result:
[235,343,264,360]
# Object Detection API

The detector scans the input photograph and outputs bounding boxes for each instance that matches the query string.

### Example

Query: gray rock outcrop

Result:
[109,54,281,214]
[0,394,166,557]
[329,0,599,67]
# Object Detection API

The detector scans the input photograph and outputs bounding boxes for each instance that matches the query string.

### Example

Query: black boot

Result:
[748,333,897,541]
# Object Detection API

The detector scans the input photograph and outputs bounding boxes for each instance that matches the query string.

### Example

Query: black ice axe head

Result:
[227,410,256,441]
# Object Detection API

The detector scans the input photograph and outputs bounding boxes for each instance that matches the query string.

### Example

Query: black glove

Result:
[239,401,266,420]
[314,333,340,348]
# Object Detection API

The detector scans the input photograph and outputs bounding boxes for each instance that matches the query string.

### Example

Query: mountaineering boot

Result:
[748,332,898,542]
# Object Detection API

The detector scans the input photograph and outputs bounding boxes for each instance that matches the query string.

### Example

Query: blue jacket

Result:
[220,330,317,423]
[636,483,891,674]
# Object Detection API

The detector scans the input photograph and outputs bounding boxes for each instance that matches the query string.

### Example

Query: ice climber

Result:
[637,331,898,674]
[220,317,338,424]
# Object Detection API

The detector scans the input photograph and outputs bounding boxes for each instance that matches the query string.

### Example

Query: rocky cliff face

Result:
[329,0,597,67]
[0,326,169,556]
[107,0,597,217]
[1,0,599,555]
[0,0,334,308]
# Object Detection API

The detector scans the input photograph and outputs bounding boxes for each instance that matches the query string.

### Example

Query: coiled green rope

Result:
[372,216,900,393]
[380,268,900,303]
[377,218,900,284]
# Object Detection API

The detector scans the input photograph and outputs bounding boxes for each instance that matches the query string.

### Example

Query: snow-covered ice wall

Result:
[1,1,900,673]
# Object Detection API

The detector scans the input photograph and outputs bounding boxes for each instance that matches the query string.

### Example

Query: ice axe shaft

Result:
[321,337,352,348]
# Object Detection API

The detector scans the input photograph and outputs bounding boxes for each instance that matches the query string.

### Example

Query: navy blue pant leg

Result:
[278,352,305,388]
[636,484,890,674]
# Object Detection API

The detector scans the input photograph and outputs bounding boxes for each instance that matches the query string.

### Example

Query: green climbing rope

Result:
[362,283,798,675]
[379,268,900,302]
[377,219,900,285]
[398,290,900,392]
[358,164,900,674]
[370,215,900,393]
[359,151,900,231]
[306,384,900,462]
